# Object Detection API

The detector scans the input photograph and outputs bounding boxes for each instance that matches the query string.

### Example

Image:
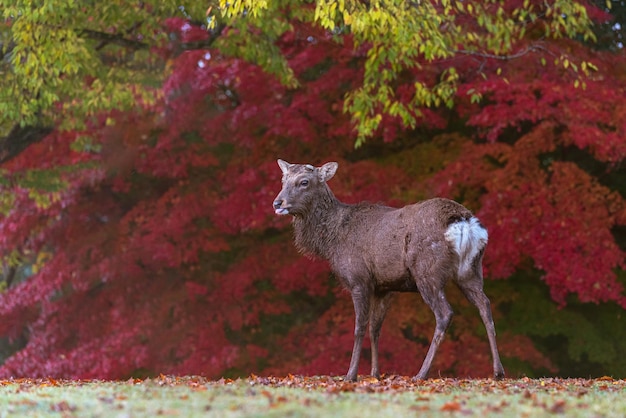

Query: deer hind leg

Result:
[413,280,453,380]
[369,292,392,379]
[455,271,505,379]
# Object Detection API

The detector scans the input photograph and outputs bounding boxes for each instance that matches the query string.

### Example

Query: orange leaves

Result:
[4,375,626,416]
[244,374,626,396]
[440,401,463,412]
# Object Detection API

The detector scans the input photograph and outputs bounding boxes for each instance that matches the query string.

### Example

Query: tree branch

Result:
[176,22,226,53]
[0,124,53,165]
[78,28,149,50]
[452,43,551,61]
[0,40,16,62]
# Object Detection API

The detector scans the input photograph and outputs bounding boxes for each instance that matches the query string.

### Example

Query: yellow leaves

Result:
[218,0,268,18]
[581,61,598,74]
[314,0,344,30]
[547,53,596,90]
[466,88,482,104]
[0,189,16,217]
[343,10,353,25]
[32,250,53,274]
[544,0,595,41]
[214,0,599,148]
[27,186,63,210]
[1,0,181,129]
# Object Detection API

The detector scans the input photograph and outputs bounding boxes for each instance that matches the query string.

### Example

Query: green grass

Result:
[1,375,625,417]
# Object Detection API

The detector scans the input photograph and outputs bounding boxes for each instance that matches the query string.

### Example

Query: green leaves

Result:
[0,0,602,143]
[0,0,199,130]
[216,0,599,145]
[212,0,301,88]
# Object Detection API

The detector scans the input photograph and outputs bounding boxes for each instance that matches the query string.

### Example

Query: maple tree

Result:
[0,1,209,132]
[215,0,598,143]
[0,0,624,380]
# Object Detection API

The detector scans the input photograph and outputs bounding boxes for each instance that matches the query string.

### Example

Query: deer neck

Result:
[292,188,342,260]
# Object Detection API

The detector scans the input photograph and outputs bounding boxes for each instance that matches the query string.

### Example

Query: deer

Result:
[273,159,505,382]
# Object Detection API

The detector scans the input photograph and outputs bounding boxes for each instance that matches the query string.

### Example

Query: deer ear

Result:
[318,162,338,182]
[277,159,293,174]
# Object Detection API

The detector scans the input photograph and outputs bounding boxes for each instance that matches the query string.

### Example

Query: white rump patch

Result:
[444,217,488,277]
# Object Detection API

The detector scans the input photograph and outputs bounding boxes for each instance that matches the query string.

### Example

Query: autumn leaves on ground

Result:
[1,0,625,389]
[1,375,625,417]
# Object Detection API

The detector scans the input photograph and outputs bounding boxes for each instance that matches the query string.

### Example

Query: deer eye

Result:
[299,179,309,187]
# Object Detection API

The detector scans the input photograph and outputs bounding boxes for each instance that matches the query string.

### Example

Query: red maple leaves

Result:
[0,7,623,380]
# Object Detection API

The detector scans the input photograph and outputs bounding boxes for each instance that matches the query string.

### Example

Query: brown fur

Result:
[273,160,505,381]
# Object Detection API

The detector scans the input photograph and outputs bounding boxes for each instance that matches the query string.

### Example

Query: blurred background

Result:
[0,0,624,379]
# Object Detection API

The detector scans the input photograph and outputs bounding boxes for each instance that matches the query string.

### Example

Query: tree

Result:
[213,0,599,143]
[0,0,623,379]
[0,1,209,132]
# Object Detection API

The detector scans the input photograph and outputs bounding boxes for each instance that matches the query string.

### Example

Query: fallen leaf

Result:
[549,399,567,414]
[50,401,75,412]
[441,401,462,412]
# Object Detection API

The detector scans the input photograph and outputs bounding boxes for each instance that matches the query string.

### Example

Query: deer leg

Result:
[369,293,392,379]
[456,279,505,379]
[346,287,370,382]
[414,283,453,381]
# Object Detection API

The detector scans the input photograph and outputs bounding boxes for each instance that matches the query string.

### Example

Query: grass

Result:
[0,375,625,417]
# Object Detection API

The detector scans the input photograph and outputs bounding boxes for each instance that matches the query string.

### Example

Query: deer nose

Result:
[273,200,283,209]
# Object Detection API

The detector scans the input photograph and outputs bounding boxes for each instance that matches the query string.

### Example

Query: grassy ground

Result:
[0,375,625,417]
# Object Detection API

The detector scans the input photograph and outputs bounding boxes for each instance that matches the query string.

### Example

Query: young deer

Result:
[273,159,505,381]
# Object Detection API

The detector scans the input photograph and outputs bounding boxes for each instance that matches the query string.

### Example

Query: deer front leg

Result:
[369,293,392,379]
[346,287,370,382]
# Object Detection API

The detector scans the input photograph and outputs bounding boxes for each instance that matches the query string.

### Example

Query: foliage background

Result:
[0,0,624,379]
